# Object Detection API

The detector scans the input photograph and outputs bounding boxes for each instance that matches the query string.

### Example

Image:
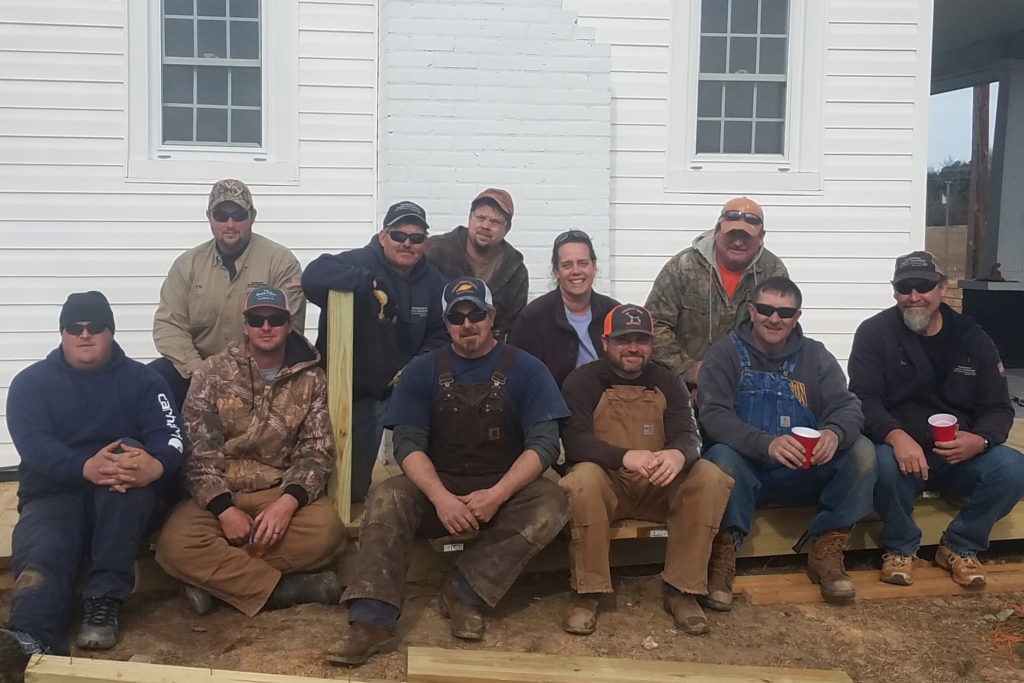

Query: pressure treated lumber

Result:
[406,646,853,683]
[326,290,355,525]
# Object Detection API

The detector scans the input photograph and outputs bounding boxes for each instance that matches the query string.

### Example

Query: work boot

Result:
[805,529,856,604]
[0,628,35,683]
[324,622,396,666]
[699,529,736,612]
[880,552,917,586]
[440,581,484,640]
[935,545,986,587]
[264,570,342,611]
[184,585,215,615]
[662,589,709,635]
[76,596,121,650]
[562,593,601,635]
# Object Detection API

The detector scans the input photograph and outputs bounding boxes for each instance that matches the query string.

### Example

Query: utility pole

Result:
[967,84,989,279]
[943,179,951,271]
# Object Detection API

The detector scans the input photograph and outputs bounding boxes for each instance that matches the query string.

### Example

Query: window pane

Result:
[755,82,786,118]
[723,121,752,153]
[165,0,193,16]
[231,67,261,107]
[729,37,756,73]
[755,121,784,154]
[700,0,728,33]
[163,106,192,143]
[197,18,226,58]
[700,36,727,73]
[759,37,786,74]
[231,109,261,144]
[697,80,723,117]
[761,0,788,34]
[197,108,227,142]
[197,0,225,17]
[230,0,258,18]
[696,121,721,153]
[197,66,228,105]
[229,20,259,59]
[163,65,193,104]
[724,82,754,117]
[164,17,194,58]
[730,0,758,33]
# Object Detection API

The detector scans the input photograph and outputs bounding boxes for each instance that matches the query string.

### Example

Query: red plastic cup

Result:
[928,413,958,442]
[791,427,821,469]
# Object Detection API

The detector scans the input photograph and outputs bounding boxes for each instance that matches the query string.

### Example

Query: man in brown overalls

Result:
[559,304,734,635]
[326,277,571,666]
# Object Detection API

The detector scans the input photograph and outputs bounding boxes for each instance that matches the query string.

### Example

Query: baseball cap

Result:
[442,277,493,315]
[244,285,289,314]
[717,196,764,236]
[60,291,115,333]
[208,178,254,211]
[472,188,514,218]
[892,251,944,284]
[383,200,429,230]
[603,304,655,338]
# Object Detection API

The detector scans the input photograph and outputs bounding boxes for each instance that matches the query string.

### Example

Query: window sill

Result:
[125,158,298,184]
[665,167,822,195]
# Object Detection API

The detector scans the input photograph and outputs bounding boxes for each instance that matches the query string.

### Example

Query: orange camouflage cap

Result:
[717,196,764,236]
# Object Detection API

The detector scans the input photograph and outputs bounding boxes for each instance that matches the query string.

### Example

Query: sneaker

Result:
[184,585,214,616]
[935,545,986,587]
[699,529,736,612]
[264,570,342,611]
[806,528,856,604]
[562,593,601,635]
[880,552,917,586]
[0,628,34,683]
[76,596,121,650]
[324,622,396,666]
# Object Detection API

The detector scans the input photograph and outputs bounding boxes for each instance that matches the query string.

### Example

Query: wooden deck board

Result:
[25,655,376,682]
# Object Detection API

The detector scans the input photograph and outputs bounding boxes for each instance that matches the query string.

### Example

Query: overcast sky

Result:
[928,83,998,169]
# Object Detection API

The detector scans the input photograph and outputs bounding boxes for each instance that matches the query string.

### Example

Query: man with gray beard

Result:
[849,251,1024,589]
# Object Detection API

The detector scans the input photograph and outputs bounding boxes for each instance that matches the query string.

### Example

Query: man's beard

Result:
[901,307,932,334]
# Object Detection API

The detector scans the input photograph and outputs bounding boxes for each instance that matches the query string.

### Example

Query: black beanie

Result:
[59,291,115,333]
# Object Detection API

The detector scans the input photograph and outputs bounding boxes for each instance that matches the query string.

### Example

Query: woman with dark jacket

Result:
[510,230,619,387]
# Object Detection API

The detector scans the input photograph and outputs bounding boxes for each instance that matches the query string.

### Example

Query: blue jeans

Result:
[350,395,390,502]
[874,443,1024,556]
[9,485,160,655]
[704,435,877,547]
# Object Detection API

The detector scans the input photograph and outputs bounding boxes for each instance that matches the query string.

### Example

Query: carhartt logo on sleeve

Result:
[158,393,184,453]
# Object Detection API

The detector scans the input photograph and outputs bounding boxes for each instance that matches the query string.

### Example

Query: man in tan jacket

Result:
[151,179,305,407]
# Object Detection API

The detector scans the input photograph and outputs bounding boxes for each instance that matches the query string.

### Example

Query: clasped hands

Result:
[82,439,163,493]
[622,448,687,486]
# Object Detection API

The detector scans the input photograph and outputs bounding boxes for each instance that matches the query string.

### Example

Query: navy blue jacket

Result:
[302,236,449,398]
[7,342,186,505]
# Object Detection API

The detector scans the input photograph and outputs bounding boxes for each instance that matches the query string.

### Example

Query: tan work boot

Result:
[324,622,396,666]
[880,552,917,586]
[562,593,601,635]
[806,529,856,603]
[699,529,736,612]
[935,545,986,587]
[662,591,709,635]
[440,582,484,640]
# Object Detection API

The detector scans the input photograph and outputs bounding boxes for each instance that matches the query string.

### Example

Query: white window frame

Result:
[126,0,298,183]
[667,0,826,194]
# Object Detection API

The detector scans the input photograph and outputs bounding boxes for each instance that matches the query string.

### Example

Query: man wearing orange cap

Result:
[426,188,528,341]
[645,197,788,396]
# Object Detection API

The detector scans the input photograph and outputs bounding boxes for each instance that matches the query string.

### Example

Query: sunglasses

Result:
[753,303,799,319]
[720,210,764,227]
[245,312,290,328]
[893,279,939,296]
[211,208,250,223]
[65,322,108,336]
[554,229,592,247]
[446,309,488,326]
[388,229,426,245]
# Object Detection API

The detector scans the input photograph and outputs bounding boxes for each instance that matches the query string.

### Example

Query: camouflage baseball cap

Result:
[208,178,254,211]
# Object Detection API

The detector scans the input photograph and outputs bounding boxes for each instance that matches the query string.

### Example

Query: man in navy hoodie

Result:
[1,291,185,673]
[303,201,448,501]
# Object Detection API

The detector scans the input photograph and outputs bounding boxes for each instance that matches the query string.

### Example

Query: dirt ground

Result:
[7,545,1024,683]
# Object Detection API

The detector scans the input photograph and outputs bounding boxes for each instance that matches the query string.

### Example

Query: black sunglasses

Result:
[211,208,251,223]
[554,229,592,247]
[893,279,939,296]
[245,312,290,328]
[388,229,426,244]
[720,210,764,227]
[446,309,488,326]
[753,303,799,319]
[65,322,108,336]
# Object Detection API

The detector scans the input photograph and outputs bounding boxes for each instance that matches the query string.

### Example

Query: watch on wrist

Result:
[982,437,990,451]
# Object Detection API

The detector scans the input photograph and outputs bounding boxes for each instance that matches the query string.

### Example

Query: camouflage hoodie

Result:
[644,228,788,379]
[183,331,334,511]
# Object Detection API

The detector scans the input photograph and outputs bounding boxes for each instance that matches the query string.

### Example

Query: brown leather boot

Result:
[662,591,709,635]
[806,528,856,603]
[440,582,484,640]
[699,529,736,612]
[562,593,601,635]
[324,622,396,666]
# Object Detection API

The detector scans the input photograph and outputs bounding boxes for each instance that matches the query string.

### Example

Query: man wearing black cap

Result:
[326,277,569,666]
[2,291,185,669]
[559,304,734,636]
[426,188,529,340]
[302,200,448,501]
[849,251,1024,588]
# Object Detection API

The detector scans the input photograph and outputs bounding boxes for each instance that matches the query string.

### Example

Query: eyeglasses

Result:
[753,303,799,319]
[446,309,488,326]
[65,322,108,336]
[554,229,592,247]
[211,208,250,223]
[245,312,290,328]
[893,279,939,296]
[720,210,764,228]
[388,229,427,244]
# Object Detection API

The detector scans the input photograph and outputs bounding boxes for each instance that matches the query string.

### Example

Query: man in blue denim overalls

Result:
[698,277,876,606]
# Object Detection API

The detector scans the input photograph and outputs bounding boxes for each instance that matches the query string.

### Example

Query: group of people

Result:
[2,180,1022,675]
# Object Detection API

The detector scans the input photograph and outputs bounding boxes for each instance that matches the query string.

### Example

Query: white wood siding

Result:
[0,0,377,466]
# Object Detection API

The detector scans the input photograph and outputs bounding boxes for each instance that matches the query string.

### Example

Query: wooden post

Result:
[967,83,989,278]
[326,290,354,524]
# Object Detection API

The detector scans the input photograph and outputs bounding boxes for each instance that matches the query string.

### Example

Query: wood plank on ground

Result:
[406,646,853,683]
[735,562,1024,605]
